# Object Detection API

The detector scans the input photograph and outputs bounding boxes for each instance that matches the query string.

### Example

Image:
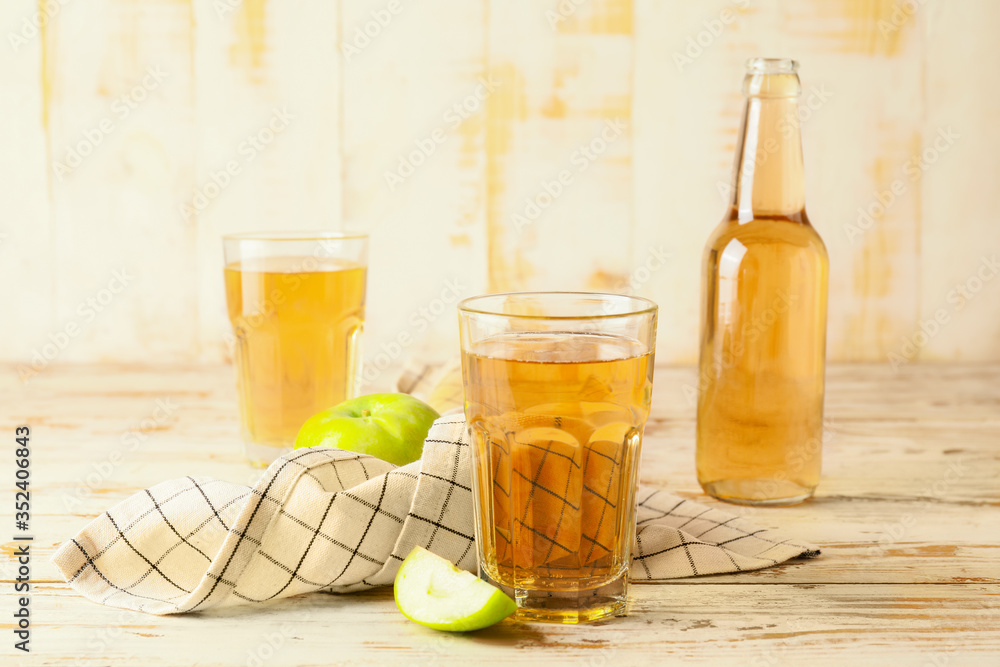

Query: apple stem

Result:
[361,409,371,418]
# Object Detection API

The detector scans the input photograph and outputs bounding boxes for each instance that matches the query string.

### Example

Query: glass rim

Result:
[222,230,369,242]
[458,291,658,321]
[746,57,799,74]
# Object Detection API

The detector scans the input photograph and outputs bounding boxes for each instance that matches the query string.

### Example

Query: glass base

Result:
[702,479,815,507]
[242,440,292,468]
[480,569,628,624]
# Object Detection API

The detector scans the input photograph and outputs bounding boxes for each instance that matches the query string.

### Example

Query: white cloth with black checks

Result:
[52,417,819,615]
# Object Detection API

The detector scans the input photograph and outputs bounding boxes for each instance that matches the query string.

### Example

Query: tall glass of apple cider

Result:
[459,292,657,623]
[223,232,368,467]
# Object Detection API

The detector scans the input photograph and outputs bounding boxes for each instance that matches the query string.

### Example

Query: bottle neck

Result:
[730,92,806,222]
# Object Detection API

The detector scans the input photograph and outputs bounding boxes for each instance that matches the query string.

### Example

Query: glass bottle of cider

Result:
[696,58,829,506]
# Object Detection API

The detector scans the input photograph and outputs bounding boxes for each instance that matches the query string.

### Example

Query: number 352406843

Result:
[15,426,30,530]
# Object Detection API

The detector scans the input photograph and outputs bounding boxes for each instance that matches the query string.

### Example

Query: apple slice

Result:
[394,546,517,632]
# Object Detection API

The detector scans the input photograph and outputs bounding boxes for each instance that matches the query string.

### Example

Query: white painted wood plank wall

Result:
[3,0,998,377]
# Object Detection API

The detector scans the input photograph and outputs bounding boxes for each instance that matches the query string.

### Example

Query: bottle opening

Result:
[746,58,798,75]
[743,58,801,98]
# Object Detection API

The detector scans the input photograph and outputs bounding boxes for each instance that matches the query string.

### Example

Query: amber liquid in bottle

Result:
[696,58,829,506]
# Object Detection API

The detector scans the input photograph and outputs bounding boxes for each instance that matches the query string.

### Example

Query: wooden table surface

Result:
[3,363,999,665]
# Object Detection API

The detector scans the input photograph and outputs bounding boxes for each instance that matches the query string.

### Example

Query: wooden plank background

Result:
[2,361,998,663]
[3,0,999,374]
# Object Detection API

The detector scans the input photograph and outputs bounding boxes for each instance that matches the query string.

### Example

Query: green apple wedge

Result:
[394,546,517,632]
[294,393,439,466]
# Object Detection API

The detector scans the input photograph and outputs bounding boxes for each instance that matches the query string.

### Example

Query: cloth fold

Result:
[53,418,819,615]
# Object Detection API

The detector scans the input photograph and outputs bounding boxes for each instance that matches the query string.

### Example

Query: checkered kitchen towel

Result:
[52,415,819,615]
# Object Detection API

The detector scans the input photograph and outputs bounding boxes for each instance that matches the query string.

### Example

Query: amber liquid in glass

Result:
[464,332,652,622]
[224,257,365,464]
[696,61,829,505]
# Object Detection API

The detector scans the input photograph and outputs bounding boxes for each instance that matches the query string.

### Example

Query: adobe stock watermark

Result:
[177,485,246,551]
[673,0,751,72]
[61,397,179,513]
[56,497,241,666]
[717,83,833,204]
[51,65,169,181]
[849,456,970,567]
[411,630,463,667]
[384,76,500,192]
[545,0,590,29]
[213,0,243,19]
[682,290,799,406]
[179,107,294,222]
[586,645,618,667]
[750,617,817,667]
[361,277,468,388]
[341,0,406,62]
[7,0,72,53]
[221,237,352,351]
[17,268,135,383]
[692,415,834,511]
[844,126,959,244]
[887,254,999,371]
[599,246,672,317]
[919,600,1000,667]
[245,613,311,666]
[616,246,671,294]
[512,118,627,233]
[878,0,928,38]
[77,608,143,662]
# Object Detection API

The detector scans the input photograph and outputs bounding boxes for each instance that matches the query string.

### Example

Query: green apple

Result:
[394,546,517,632]
[294,393,440,466]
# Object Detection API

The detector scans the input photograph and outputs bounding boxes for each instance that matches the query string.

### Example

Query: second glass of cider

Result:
[223,232,368,467]
[459,292,657,623]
